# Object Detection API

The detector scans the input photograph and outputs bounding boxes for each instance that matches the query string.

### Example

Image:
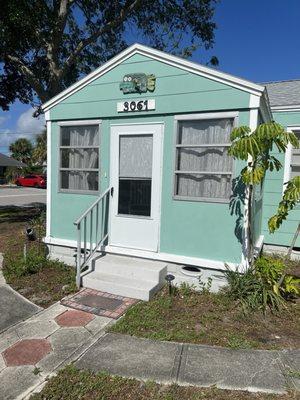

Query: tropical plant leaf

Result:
[230,126,251,141]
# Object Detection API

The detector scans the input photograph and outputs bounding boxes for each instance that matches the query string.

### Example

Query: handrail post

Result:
[76,222,81,289]
[73,186,111,289]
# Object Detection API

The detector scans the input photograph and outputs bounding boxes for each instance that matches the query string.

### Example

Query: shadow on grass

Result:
[0,204,46,223]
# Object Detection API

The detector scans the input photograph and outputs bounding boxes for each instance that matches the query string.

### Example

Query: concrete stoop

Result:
[82,254,168,301]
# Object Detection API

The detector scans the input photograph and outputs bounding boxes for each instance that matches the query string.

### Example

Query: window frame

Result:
[57,120,102,195]
[172,112,238,203]
[284,128,300,192]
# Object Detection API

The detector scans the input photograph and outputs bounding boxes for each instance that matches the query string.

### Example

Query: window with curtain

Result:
[290,131,300,179]
[174,118,234,202]
[60,124,99,192]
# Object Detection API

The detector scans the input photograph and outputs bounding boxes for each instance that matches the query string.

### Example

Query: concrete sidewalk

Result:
[0,303,113,399]
[0,254,41,333]
[77,333,300,394]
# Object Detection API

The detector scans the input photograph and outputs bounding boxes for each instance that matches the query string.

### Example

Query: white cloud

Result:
[0,129,36,154]
[16,107,45,134]
[0,115,10,127]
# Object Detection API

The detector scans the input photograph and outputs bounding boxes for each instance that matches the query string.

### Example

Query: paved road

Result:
[0,186,46,207]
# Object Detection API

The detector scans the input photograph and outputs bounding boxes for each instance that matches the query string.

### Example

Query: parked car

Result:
[15,174,46,188]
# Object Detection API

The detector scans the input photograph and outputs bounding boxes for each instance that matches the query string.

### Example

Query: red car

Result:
[15,174,46,188]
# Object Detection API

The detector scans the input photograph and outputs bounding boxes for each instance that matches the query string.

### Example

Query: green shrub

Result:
[224,256,299,313]
[4,244,47,281]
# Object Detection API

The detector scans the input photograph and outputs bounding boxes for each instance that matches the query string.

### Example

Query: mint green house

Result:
[41,44,297,300]
[262,81,300,254]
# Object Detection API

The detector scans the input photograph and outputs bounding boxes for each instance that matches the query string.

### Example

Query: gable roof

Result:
[42,43,266,112]
[0,153,26,167]
[263,79,300,110]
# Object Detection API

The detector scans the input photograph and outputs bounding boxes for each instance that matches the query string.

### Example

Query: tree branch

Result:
[6,55,47,102]
[62,0,142,77]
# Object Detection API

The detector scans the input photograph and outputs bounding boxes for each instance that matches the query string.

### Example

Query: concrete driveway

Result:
[0,186,46,208]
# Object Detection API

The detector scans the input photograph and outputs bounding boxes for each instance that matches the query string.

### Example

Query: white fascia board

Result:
[42,43,265,112]
[272,105,300,112]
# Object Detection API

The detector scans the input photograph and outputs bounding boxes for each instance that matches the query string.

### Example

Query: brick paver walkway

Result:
[0,302,113,400]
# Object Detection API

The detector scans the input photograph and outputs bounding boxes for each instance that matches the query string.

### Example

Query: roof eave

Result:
[42,43,266,113]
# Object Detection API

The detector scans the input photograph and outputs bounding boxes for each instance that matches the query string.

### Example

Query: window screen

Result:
[59,125,99,192]
[118,134,153,216]
[174,118,233,201]
[290,131,300,179]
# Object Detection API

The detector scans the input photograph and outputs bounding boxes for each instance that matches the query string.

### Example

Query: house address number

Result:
[117,99,155,113]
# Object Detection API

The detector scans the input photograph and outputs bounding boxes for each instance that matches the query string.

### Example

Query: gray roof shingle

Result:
[263,80,300,107]
[0,153,26,167]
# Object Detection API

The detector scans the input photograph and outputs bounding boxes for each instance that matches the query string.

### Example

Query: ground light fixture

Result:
[23,227,36,261]
[25,227,36,241]
[165,273,175,296]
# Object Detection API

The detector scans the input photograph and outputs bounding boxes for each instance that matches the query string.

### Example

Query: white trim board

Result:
[46,120,51,238]
[42,43,266,112]
[43,236,237,271]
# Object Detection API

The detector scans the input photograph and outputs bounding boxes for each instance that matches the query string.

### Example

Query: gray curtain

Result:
[176,119,233,200]
[291,131,300,179]
[119,134,153,179]
[60,125,99,191]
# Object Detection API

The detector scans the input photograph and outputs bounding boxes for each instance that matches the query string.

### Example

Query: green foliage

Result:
[229,122,298,265]
[32,131,47,165]
[0,1,218,110]
[224,256,299,313]
[4,244,47,280]
[229,122,298,186]
[226,334,256,350]
[178,281,196,296]
[9,137,33,164]
[198,275,213,294]
[268,176,300,233]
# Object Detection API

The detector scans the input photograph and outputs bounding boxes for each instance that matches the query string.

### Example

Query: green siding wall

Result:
[49,53,255,264]
[50,54,249,121]
[262,111,300,247]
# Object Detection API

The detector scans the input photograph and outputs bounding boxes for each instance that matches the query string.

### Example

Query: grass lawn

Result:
[110,286,300,350]
[0,206,78,308]
[30,365,297,400]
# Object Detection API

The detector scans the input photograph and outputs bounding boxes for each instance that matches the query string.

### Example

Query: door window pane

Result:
[118,179,151,216]
[119,135,153,178]
[118,134,153,216]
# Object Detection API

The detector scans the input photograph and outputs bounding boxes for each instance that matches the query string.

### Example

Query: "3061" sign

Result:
[117,99,155,113]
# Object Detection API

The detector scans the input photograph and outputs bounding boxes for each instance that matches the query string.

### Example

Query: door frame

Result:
[108,122,164,253]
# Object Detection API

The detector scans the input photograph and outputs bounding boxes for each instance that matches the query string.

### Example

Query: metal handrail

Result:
[74,186,112,288]
[74,187,111,226]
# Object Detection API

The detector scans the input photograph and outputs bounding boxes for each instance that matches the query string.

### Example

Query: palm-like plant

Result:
[268,176,300,233]
[228,122,299,266]
[9,137,33,164]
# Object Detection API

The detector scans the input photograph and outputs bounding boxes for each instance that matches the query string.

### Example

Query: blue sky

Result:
[1,0,299,154]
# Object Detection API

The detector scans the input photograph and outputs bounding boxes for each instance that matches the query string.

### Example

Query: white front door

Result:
[109,123,163,252]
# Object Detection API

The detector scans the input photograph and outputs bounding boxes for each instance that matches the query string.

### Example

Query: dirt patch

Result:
[111,287,300,350]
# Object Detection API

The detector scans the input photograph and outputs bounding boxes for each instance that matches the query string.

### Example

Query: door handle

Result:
[110,187,114,197]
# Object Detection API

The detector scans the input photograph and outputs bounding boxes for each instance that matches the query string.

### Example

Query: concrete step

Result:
[93,254,168,282]
[82,254,168,301]
[82,272,163,301]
